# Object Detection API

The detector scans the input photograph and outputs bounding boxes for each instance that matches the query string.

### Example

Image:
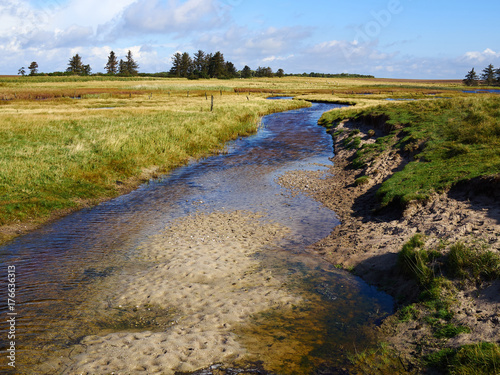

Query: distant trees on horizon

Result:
[463,64,500,86]
[16,49,376,79]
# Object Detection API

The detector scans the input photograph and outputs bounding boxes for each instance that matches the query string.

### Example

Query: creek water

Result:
[0,100,393,374]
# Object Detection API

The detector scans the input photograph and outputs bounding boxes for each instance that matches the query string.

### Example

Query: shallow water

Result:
[0,100,393,374]
[463,89,500,94]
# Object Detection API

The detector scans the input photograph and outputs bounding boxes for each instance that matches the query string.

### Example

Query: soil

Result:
[277,118,500,368]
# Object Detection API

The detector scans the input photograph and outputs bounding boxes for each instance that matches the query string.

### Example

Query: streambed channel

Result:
[0,100,393,374]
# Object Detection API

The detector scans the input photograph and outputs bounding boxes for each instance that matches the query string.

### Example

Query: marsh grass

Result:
[425,343,500,375]
[0,82,309,236]
[320,96,500,209]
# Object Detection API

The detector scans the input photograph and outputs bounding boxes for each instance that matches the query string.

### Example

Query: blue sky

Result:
[1,0,499,78]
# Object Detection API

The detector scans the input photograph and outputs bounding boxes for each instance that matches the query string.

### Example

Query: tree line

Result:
[18,50,139,77]
[17,49,285,79]
[169,50,284,79]
[463,64,500,86]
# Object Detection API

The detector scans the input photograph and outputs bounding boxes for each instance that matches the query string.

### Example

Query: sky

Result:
[1,0,499,78]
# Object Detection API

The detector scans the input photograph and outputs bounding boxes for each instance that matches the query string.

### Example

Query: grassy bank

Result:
[0,79,311,243]
[350,236,500,374]
[319,96,500,210]
[318,94,500,374]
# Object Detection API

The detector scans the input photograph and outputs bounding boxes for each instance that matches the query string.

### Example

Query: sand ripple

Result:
[62,210,302,374]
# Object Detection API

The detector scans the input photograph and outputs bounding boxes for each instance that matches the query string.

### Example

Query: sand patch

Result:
[46,210,303,374]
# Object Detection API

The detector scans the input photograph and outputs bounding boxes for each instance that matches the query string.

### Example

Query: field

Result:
[0,75,495,243]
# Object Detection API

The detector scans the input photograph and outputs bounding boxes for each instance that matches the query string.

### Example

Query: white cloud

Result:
[119,0,223,34]
[461,48,500,63]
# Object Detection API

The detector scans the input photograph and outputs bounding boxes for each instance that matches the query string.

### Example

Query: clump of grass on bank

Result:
[320,96,500,210]
[425,342,500,375]
[0,87,308,240]
[392,236,500,372]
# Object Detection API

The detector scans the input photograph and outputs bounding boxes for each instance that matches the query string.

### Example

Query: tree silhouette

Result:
[28,61,38,75]
[481,64,495,86]
[18,67,26,76]
[67,54,90,75]
[105,51,118,75]
[241,65,252,78]
[463,68,479,86]
[170,53,182,77]
[125,50,139,76]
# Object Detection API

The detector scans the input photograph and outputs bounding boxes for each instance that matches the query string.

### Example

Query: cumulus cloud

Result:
[119,0,224,34]
[460,48,500,64]
[192,25,311,69]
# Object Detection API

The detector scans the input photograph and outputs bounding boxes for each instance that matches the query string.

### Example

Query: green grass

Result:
[320,96,500,209]
[447,242,500,282]
[425,343,500,375]
[395,237,484,341]
[354,176,370,186]
[0,90,308,237]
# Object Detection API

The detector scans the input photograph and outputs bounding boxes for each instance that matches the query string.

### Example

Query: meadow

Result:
[0,75,493,244]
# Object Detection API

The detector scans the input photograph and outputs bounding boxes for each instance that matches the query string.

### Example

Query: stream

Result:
[0,100,393,374]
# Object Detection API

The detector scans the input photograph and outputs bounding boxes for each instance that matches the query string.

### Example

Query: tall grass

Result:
[426,343,500,375]
[0,87,308,238]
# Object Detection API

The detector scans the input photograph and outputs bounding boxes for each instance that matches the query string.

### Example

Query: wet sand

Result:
[38,211,304,374]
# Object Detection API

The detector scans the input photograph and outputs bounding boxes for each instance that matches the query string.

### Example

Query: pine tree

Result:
[481,64,495,86]
[463,68,479,86]
[276,68,285,78]
[170,52,182,77]
[496,68,500,85]
[225,61,237,78]
[118,59,126,75]
[193,50,208,77]
[125,50,139,76]
[105,51,118,75]
[67,54,84,75]
[241,65,252,78]
[180,52,192,77]
[18,67,26,76]
[28,61,38,75]
[208,51,226,78]
[82,64,92,76]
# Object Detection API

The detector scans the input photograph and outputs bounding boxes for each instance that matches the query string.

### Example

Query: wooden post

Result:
[205,92,207,100]
[211,95,214,112]
[187,91,189,97]
[220,89,222,97]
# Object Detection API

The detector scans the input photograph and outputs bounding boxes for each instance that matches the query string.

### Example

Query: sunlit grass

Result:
[0,85,309,239]
[320,96,500,209]
[0,75,490,241]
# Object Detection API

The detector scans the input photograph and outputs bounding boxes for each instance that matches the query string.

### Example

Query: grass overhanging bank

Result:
[316,95,500,374]
[319,96,500,211]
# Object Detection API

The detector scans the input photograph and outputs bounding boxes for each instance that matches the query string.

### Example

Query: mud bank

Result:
[278,117,500,370]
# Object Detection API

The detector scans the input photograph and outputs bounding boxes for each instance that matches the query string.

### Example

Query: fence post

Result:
[211,95,214,112]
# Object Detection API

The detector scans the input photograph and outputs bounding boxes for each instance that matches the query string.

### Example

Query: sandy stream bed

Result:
[36,211,306,374]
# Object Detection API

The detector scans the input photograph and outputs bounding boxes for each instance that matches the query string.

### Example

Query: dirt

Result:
[277,118,500,368]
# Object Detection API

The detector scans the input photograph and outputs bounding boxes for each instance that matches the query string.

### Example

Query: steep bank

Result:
[278,107,500,373]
